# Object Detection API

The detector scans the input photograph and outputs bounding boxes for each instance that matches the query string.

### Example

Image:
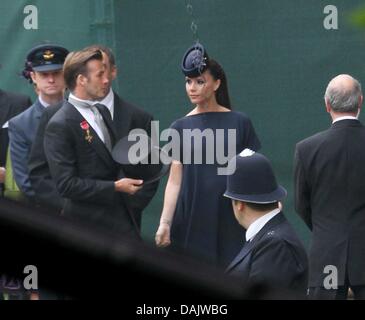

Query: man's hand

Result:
[278,201,283,211]
[0,167,5,183]
[114,178,143,195]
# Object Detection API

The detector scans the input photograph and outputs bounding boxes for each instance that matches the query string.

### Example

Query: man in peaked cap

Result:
[224,149,308,298]
[8,43,68,201]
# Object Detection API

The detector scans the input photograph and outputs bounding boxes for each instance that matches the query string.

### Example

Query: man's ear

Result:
[111,66,117,81]
[30,71,37,84]
[325,99,331,113]
[236,200,245,212]
[77,74,86,87]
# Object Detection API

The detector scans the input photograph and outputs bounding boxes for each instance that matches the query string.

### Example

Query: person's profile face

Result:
[185,70,220,105]
[83,59,110,100]
[101,51,117,85]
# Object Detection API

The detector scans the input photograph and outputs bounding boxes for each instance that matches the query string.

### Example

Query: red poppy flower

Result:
[80,120,89,130]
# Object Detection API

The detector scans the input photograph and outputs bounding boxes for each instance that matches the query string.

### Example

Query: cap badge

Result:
[239,148,255,157]
[43,50,54,60]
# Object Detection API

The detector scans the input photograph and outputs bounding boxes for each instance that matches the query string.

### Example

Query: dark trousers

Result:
[309,274,365,300]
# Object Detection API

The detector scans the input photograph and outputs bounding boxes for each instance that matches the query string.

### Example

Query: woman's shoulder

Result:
[169,109,254,129]
[169,116,187,130]
[230,109,249,118]
[225,110,254,124]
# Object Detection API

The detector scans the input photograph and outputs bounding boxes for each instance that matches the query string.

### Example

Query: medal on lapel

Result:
[80,120,93,143]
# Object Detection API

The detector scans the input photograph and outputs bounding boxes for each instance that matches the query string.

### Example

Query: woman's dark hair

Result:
[207,59,231,109]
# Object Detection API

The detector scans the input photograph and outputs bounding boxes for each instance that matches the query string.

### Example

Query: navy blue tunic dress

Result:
[169,111,261,268]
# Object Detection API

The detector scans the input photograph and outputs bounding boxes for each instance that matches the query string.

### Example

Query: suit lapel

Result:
[226,213,285,272]
[226,239,256,272]
[34,99,45,119]
[65,102,115,167]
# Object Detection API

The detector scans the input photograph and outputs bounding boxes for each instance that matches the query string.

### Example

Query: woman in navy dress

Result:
[155,44,261,268]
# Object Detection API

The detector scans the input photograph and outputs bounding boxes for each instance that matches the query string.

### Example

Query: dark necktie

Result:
[94,103,117,146]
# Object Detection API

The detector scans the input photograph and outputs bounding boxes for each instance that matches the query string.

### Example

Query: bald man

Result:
[294,74,365,299]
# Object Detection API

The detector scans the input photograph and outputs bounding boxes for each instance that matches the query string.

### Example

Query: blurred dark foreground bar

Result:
[0,197,298,300]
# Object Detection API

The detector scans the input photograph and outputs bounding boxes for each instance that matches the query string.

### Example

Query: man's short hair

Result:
[325,76,362,113]
[244,201,279,212]
[63,48,103,91]
[84,44,116,67]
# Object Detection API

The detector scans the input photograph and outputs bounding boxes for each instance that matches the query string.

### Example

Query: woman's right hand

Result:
[155,222,171,247]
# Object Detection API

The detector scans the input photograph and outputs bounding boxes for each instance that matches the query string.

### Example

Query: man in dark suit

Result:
[225,149,308,297]
[28,100,64,211]
[294,74,365,299]
[90,45,159,229]
[44,47,151,237]
[0,89,31,196]
[30,45,158,224]
[8,44,68,201]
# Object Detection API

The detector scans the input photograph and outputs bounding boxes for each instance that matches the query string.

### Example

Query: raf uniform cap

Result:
[181,42,209,77]
[224,149,287,204]
[26,44,69,72]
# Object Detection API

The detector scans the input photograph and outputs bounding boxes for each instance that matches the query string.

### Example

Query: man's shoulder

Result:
[257,214,302,245]
[114,93,152,119]
[47,102,70,124]
[9,101,38,127]
[255,224,305,259]
[296,128,330,151]
[0,89,30,104]
[42,101,64,119]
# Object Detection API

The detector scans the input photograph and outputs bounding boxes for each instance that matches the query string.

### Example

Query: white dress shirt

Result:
[332,115,358,124]
[99,89,114,120]
[38,95,50,108]
[68,89,114,143]
[245,208,281,242]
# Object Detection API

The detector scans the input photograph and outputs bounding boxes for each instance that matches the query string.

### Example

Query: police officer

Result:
[224,149,308,297]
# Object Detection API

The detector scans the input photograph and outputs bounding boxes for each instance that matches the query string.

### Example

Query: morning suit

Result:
[0,90,32,161]
[8,99,45,198]
[112,93,159,229]
[28,102,64,211]
[226,212,308,296]
[44,95,156,236]
[0,89,32,196]
[294,119,365,292]
[0,89,31,185]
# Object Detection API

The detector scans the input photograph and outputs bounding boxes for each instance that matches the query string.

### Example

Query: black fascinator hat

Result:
[181,42,209,77]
